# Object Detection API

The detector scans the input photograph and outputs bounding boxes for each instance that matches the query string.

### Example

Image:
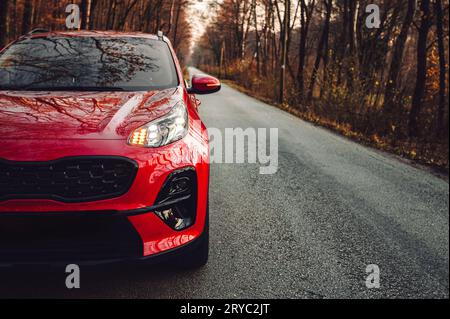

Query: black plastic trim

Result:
[0,223,208,268]
[0,214,143,265]
[0,156,138,203]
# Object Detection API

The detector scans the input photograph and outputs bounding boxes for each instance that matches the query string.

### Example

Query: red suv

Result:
[0,31,220,268]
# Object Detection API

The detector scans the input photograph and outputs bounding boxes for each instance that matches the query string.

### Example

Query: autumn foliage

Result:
[0,0,192,65]
[0,0,448,170]
[193,0,449,170]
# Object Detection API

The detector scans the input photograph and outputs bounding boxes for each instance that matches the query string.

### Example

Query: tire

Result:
[179,206,209,269]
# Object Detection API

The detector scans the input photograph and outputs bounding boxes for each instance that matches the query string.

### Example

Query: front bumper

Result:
[0,136,209,266]
[0,213,208,267]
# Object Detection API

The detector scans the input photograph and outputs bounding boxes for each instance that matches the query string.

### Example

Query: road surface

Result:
[0,68,448,299]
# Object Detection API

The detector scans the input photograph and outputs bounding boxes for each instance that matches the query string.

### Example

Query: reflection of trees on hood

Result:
[0,88,177,138]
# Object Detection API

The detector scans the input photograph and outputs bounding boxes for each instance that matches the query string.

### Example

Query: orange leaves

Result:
[426,46,441,98]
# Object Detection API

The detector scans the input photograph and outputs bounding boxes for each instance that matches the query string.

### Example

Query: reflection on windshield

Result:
[0,37,178,91]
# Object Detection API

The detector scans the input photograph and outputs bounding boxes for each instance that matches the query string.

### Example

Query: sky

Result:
[188,0,217,52]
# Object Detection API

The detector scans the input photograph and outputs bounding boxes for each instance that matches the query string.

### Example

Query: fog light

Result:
[155,207,193,231]
[154,168,197,231]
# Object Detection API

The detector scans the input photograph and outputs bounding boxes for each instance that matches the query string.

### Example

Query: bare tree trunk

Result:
[384,0,416,129]
[219,41,225,78]
[172,1,182,49]
[80,0,88,29]
[88,0,98,29]
[348,0,358,54]
[21,0,32,34]
[31,0,42,27]
[409,0,432,137]
[155,0,164,32]
[346,0,359,91]
[279,0,290,104]
[251,0,261,75]
[0,0,8,49]
[307,0,332,102]
[106,0,115,29]
[285,0,296,80]
[118,0,139,30]
[167,0,175,35]
[434,0,447,137]
[297,0,314,101]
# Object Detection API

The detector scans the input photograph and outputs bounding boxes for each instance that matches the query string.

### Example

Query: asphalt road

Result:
[0,68,448,299]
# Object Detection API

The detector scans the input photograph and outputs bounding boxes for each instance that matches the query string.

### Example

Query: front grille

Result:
[0,214,143,263]
[0,157,138,203]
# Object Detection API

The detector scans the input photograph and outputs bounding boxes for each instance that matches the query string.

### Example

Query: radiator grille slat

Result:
[0,157,138,203]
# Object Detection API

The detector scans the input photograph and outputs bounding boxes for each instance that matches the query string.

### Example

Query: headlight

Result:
[128,101,188,148]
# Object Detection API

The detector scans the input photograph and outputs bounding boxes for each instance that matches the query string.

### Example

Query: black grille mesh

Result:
[0,157,138,203]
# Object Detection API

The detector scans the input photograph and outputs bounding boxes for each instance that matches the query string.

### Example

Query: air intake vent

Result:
[0,157,138,203]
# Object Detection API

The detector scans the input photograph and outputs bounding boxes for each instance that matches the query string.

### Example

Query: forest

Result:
[193,0,449,170]
[0,0,193,65]
[0,0,449,170]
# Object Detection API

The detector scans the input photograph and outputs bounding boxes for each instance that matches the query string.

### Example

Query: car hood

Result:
[0,87,182,140]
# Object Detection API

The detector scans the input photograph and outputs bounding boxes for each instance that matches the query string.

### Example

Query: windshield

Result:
[0,36,179,91]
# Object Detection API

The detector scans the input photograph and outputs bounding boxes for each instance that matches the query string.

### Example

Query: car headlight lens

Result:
[128,102,188,148]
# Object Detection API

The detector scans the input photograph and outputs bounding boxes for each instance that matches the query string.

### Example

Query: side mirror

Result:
[188,74,221,95]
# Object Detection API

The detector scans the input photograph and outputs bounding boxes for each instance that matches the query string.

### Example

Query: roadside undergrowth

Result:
[222,79,449,176]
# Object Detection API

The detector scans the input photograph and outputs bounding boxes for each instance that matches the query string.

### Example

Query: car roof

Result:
[22,30,163,41]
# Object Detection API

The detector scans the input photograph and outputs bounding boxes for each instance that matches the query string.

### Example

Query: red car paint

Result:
[0,31,219,262]
[190,74,222,95]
